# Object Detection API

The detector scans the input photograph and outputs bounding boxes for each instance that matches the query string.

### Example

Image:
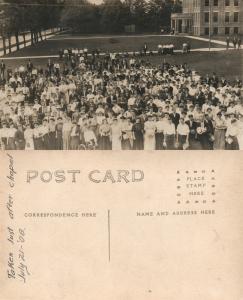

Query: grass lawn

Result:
[146,50,243,81]
[2,34,242,82]
[4,34,223,58]
[3,50,242,82]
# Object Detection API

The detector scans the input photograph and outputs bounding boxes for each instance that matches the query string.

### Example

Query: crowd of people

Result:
[226,36,241,50]
[0,47,242,151]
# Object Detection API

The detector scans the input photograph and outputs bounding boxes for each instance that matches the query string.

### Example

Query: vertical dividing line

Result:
[108,209,111,262]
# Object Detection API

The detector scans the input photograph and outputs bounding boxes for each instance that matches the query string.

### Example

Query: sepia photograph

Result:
[1,3,243,300]
[0,0,242,150]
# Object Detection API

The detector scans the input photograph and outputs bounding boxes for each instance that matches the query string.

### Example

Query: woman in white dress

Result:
[144,115,156,150]
[6,122,17,150]
[24,123,34,150]
[121,118,134,150]
[225,119,239,150]
[237,114,243,150]
[111,118,122,150]
[62,117,72,150]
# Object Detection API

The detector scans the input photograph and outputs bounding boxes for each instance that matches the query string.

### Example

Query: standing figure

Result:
[237,37,241,50]
[111,118,122,150]
[70,121,80,150]
[144,115,156,150]
[132,118,144,150]
[48,118,56,150]
[0,60,6,80]
[15,124,25,150]
[164,117,176,150]
[155,115,165,150]
[226,119,239,150]
[33,123,44,150]
[185,115,200,150]
[143,43,148,56]
[27,59,33,73]
[0,121,8,150]
[196,115,213,150]
[99,119,111,150]
[176,118,189,150]
[42,119,50,150]
[47,59,54,75]
[24,123,35,150]
[55,117,63,150]
[226,36,230,50]
[121,118,134,150]
[233,36,237,49]
[237,114,243,150]
[213,112,227,150]
[83,123,97,149]
[6,122,17,150]
[62,117,72,150]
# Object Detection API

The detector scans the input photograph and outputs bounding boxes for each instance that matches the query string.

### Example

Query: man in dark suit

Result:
[143,43,148,56]
[196,114,214,150]
[27,59,33,73]
[205,114,214,149]
[226,36,230,50]
[194,87,205,107]
[185,115,198,149]
[47,59,54,75]
[211,73,219,89]
[170,107,180,129]
[238,38,241,50]
[0,60,5,80]
[233,36,237,49]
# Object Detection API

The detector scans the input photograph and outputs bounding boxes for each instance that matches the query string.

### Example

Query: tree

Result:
[147,0,166,32]
[0,0,182,39]
[1,0,63,50]
[2,0,24,51]
[130,0,148,32]
[61,0,100,33]
[99,0,128,33]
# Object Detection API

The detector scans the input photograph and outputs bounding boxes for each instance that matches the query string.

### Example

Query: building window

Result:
[213,27,218,35]
[205,12,209,23]
[213,12,218,22]
[234,0,239,6]
[205,0,209,6]
[225,27,230,35]
[234,27,239,34]
[225,0,230,6]
[234,12,239,22]
[205,27,209,35]
[214,0,218,6]
[225,12,230,22]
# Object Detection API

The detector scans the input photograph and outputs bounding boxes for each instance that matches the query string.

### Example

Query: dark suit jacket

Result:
[27,62,33,70]
[0,63,5,71]
[170,113,180,129]
[47,62,54,70]
[204,119,214,134]
[185,120,197,140]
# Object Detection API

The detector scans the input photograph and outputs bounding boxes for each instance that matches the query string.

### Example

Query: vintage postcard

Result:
[0,0,243,299]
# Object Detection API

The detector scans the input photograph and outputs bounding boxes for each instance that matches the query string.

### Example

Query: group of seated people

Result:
[158,44,175,55]
[0,50,242,151]
[58,41,187,62]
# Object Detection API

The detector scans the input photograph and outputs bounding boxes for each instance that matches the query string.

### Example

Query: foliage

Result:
[0,0,64,51]
[0,0,183,44]
[60,0,182,34]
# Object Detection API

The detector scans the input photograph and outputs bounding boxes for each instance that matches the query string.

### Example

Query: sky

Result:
[88,0,104,4]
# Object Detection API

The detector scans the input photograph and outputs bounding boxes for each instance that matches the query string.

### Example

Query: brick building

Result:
[171,0,243,36]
